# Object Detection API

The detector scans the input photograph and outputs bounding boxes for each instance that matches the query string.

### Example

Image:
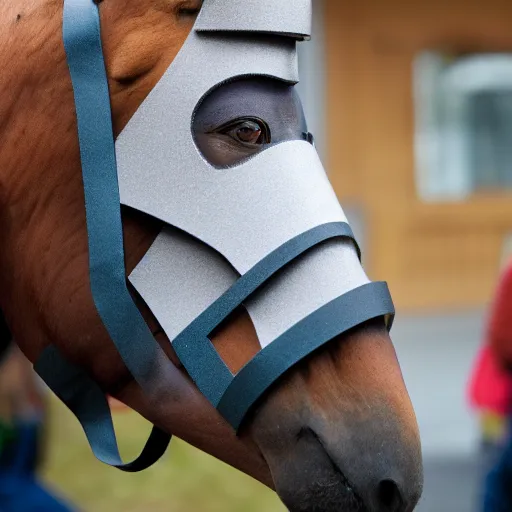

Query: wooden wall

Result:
[324,0,512,311]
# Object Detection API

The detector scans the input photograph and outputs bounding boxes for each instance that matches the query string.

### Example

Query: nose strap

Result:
[170,222,391,430]
[217,282,393,430]
[172,222,363,408]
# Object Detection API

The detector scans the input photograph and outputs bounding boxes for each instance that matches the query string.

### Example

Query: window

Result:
[413,51,512,201]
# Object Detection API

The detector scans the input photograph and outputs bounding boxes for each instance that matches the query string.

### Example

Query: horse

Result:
[0,1,423,511]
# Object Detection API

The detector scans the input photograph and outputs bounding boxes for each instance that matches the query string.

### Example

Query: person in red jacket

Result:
[469,259,512,511]
[469,261,512,451]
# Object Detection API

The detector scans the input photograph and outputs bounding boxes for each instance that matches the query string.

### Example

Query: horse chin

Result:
[244,320,423,512]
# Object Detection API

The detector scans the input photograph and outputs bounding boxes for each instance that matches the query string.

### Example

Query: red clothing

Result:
[488,262,512,368]
[468,262,512,415]
[468,345,512,415]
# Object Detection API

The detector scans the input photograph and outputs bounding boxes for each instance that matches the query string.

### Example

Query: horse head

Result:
[0,1,423,510]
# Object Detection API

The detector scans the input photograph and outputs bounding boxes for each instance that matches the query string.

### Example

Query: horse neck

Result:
[0,1,87,340]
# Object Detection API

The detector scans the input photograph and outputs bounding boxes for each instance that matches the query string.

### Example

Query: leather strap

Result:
[218,281,394,430]
[35,0,172,472]
[36,346,170,472]
[172,221,362,407]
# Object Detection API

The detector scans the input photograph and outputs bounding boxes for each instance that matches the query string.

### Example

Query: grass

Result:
[41,397,286,512]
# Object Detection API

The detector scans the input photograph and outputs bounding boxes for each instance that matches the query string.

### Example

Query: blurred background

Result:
[7,0,512,510]
[295,1,512,510]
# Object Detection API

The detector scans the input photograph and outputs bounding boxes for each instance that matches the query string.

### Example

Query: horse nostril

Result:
[377,479,404,512]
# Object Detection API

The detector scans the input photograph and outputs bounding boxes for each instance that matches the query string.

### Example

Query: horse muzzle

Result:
[244,321,424,512]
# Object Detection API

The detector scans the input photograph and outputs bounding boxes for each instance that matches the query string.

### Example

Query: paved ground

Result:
[389,309,489,511]
[419,455,481,512]
[392,309,485,457]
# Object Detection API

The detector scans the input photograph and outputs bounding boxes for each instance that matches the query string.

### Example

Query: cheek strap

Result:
[35,0,172,472]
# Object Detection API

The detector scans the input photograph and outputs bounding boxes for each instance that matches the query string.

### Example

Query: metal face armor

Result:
[34,0,395,471]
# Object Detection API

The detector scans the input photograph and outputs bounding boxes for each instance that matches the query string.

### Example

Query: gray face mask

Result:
[120,7,369,346]
[34,0,395,472]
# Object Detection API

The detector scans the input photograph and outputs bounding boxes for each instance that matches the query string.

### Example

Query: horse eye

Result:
[219,118,271,146]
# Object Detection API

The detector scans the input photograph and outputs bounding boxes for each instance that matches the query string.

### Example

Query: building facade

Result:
[300,0,512,311]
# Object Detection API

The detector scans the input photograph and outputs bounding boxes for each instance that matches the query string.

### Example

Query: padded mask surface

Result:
[130,230,367,349]
[123,0,368,351]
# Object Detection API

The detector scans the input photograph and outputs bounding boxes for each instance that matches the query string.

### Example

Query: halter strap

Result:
[36,346,170,472]
[35,0,171,472]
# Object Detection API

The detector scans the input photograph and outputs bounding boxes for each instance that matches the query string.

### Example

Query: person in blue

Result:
[0,334,75,512]
[483,424,512,511]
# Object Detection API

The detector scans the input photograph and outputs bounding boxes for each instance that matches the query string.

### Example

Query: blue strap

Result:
[35,347,170,472]
[217,281,394,430]
[173,222,360,406]
[63,0,170,392]
[171,221,395,431]
[35,0,172,471]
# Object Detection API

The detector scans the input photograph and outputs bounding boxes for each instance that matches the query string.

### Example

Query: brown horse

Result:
[0,1,423,511]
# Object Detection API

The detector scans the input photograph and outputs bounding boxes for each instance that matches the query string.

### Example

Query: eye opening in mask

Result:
[192,75,309,168]
[209,116,272,147]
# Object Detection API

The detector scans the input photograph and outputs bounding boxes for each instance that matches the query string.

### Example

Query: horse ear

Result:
[0,311,12,365]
